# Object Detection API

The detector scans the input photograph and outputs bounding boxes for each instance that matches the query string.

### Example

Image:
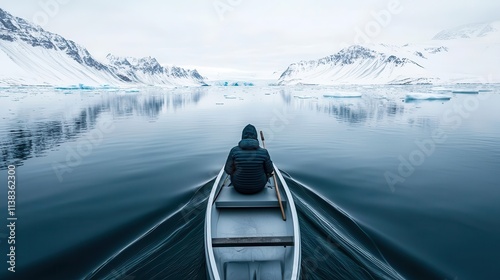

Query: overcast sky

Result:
[1,0,499,79]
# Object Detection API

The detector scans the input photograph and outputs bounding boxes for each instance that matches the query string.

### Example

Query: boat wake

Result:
[283,173,405,280]
[85,171,437,280]
[85,180,213,280]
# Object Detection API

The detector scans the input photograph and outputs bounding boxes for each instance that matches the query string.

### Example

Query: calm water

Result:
[1,85,499,280]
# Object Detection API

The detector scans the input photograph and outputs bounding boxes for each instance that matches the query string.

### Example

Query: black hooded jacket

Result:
[224,124,274,194]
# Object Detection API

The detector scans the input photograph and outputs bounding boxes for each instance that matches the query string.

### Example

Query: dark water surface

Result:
[1,85,499,279]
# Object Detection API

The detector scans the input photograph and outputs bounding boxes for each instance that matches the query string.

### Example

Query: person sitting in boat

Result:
[224,124,274,194]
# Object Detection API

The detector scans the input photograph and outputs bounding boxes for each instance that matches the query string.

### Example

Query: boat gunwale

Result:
[205,167,225,280]
[275,165,301,279]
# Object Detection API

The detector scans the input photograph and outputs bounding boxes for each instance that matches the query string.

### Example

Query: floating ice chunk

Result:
[216,81,255,86]
[323,91,362,98]
[124,88,140,93]
[224,95,237,99]
[451,89,479,94]
[294,95,317,99]
[78,84,96,90]
[405,93,452,101]
[55,85,79,90]
[100,85,120,91]
[55,84,96,90]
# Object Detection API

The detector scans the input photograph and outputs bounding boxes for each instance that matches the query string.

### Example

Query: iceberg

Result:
[323,92,362,98]
[100,85,120,91]
[294,95,317,99]
[55,84,97,90]
[54,85,76,90]
[123,88,140,93]
[451,89,479,94]
[405,93,452,101]
[215,81,255,87]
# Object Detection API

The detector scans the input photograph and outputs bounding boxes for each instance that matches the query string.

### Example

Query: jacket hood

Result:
[239,124,259,150]
[241,124,258,140]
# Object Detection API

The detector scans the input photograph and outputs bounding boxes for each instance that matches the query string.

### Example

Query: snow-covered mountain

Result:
[278,45,433,85]
[0,8,206,86]
[106,54,205,86]
[278,21,500,85]
[433,22,498,40]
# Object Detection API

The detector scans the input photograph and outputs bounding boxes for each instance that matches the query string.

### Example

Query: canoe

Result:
[205,165,301,280]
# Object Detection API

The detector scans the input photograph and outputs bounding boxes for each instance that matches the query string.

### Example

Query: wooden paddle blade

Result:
[260,130,284,220]
[273,175,286,221]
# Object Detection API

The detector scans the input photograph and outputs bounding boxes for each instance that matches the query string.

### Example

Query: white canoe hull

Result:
[205,165,301,280]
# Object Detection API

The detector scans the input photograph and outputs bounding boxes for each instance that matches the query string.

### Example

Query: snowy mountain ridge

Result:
[106,54,205,85]
[432,21,500,40]
[0,8,206,86]
[278,21,500,85]
[0,8,108,72]
[278,45,433,85]
[279,45,433,85]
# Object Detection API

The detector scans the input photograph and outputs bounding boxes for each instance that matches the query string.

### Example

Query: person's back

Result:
[224,124,274,194]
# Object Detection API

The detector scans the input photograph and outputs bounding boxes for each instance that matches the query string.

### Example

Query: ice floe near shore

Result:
[405,92,452,101]
[323,91,362,98]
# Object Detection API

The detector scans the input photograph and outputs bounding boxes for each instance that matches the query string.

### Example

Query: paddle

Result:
[260,131,286,221]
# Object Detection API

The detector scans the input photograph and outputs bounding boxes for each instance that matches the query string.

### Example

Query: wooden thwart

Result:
[212,236,294,247]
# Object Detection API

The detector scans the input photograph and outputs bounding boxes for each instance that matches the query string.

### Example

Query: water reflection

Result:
[0,90,205,169]
[324,100,407,124]
[322,102,370,124]
[279,89,406,124]
[280,89,292,105]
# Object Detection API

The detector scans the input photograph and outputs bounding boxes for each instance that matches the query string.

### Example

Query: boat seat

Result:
[212,236,294,247]
[216,186,286,209]
[225,261,282,280]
